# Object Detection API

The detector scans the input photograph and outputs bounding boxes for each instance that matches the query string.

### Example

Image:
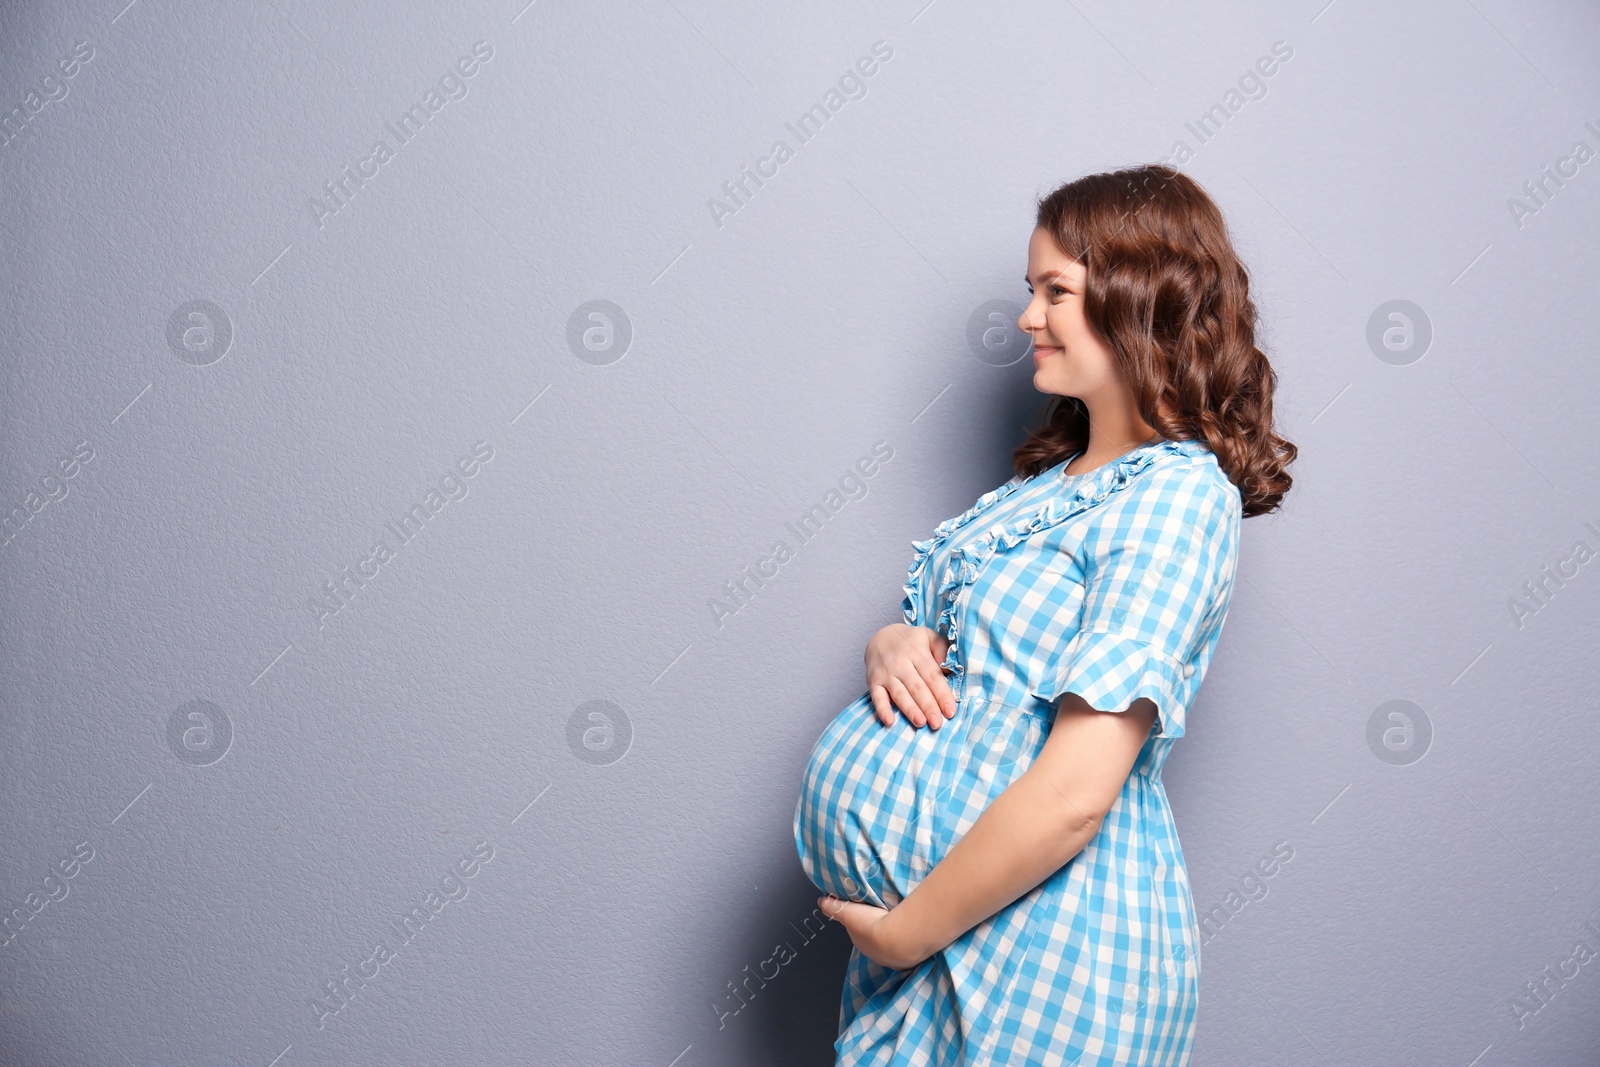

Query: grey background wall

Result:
[1,0,1597,1064]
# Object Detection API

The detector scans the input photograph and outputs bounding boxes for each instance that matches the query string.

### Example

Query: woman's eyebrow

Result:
[1025,269,1065,286]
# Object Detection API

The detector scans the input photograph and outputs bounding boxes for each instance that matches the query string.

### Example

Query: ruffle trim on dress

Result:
[898,475,1029,631]
[901,438,1211,678]
[1028,628,1188,739]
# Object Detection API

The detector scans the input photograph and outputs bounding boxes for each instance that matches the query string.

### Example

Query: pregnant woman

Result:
[794,164,1296,1066]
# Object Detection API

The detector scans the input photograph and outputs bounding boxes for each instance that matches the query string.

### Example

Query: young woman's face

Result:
[1019,226,1120,400]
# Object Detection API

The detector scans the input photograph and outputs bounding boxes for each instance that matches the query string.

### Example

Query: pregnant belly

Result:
[793,691,1051,909]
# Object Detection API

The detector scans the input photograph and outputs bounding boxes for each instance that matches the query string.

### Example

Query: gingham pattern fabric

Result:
[794,437,1242,1066]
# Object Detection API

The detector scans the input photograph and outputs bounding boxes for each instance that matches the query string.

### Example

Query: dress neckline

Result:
[900,436,1213,646]
[1057,438,1167,481]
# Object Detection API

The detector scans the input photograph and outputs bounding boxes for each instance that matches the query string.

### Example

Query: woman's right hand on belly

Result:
[864,623,958,730]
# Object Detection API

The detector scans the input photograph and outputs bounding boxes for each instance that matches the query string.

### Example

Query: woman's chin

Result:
[1032,368,1070,395]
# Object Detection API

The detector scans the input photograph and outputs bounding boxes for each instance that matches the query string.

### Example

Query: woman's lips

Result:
[1033,345,1061,362]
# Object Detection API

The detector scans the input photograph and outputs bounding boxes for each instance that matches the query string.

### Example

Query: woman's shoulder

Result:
[1115,441,1242,523]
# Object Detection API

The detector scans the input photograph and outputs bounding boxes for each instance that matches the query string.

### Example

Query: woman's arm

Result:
[821,692,1157,969]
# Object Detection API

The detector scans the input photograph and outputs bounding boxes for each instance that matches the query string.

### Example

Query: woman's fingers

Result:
[884,677,926,728]
[891,675,946,731]
[867,686,896,727]
[864,625,961,730]
[907,674,946,731]
[915,656,958,720]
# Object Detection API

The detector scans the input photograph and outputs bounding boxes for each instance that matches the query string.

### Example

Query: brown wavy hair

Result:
[1011,164,1295,517]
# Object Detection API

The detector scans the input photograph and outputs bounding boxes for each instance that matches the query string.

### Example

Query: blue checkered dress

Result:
[794,437,1242,1066]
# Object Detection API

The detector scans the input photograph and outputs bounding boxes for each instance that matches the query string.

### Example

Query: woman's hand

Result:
[864,624,957,730]
[818,894,927,970]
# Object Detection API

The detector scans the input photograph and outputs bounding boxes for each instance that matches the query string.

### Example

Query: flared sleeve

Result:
[1029,468,1240,740]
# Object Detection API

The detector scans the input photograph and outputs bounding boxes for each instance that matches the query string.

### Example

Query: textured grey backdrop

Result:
[2,0,1598,1064]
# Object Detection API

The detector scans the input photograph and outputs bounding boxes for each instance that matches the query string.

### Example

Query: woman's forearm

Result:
[885,765,1101,966]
